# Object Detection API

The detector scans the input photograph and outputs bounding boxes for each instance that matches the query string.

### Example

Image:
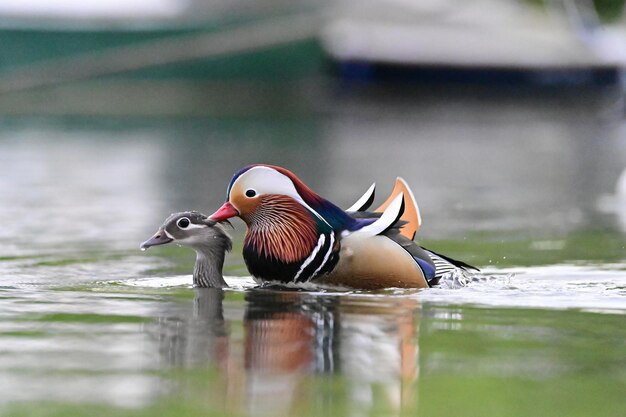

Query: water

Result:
[1,83,625,417]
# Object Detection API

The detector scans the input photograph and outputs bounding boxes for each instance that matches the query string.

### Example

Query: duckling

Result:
[140,211,232,288]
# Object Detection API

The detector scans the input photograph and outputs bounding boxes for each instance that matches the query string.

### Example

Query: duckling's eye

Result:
[177,218,190,229]
[245,189,257,198]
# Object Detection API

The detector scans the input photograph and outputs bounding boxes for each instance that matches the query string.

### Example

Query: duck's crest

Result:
[230,164,366,232]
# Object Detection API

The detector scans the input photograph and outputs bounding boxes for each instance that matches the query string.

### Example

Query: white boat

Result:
[321,0,626,85]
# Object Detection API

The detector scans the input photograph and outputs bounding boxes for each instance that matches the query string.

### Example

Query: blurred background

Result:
[1,0,625,254]
[1,1,626,417]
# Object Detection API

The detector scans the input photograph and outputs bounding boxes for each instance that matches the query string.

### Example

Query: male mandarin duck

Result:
[209,164,476,289]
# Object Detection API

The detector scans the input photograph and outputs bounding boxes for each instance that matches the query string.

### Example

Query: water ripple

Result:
[421,264,626,313]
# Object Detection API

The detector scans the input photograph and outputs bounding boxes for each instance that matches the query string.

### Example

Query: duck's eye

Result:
[177,218,190,229]
[245,189,257,198]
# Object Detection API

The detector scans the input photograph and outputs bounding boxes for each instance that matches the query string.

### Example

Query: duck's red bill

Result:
[209,201,238,221]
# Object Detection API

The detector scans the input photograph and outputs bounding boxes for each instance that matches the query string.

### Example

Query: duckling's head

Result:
[140,211,232,288]
[141,211,232,252]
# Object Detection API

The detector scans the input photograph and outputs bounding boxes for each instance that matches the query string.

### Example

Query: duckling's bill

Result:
[140,229,173,250]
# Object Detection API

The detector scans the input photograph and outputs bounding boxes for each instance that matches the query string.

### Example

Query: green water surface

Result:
[1,82,625,417]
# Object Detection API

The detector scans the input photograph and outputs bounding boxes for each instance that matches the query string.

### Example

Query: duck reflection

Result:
[157,288,228,368]
[157,289,421,417]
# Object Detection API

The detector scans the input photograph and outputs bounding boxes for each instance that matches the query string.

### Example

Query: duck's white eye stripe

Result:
[232,166,331,228]
[176,217,207,230]
[184,223,208,230]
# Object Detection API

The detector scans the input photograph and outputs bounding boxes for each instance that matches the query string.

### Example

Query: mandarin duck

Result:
[209,164,476,289]
[140,211,232,288]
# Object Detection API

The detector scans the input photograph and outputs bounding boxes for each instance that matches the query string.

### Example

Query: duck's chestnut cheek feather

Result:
[209,201,239,221]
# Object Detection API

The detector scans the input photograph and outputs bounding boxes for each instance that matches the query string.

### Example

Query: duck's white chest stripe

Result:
[293,234,326,281]
[308,232,335,281]
[294,232,336,283]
